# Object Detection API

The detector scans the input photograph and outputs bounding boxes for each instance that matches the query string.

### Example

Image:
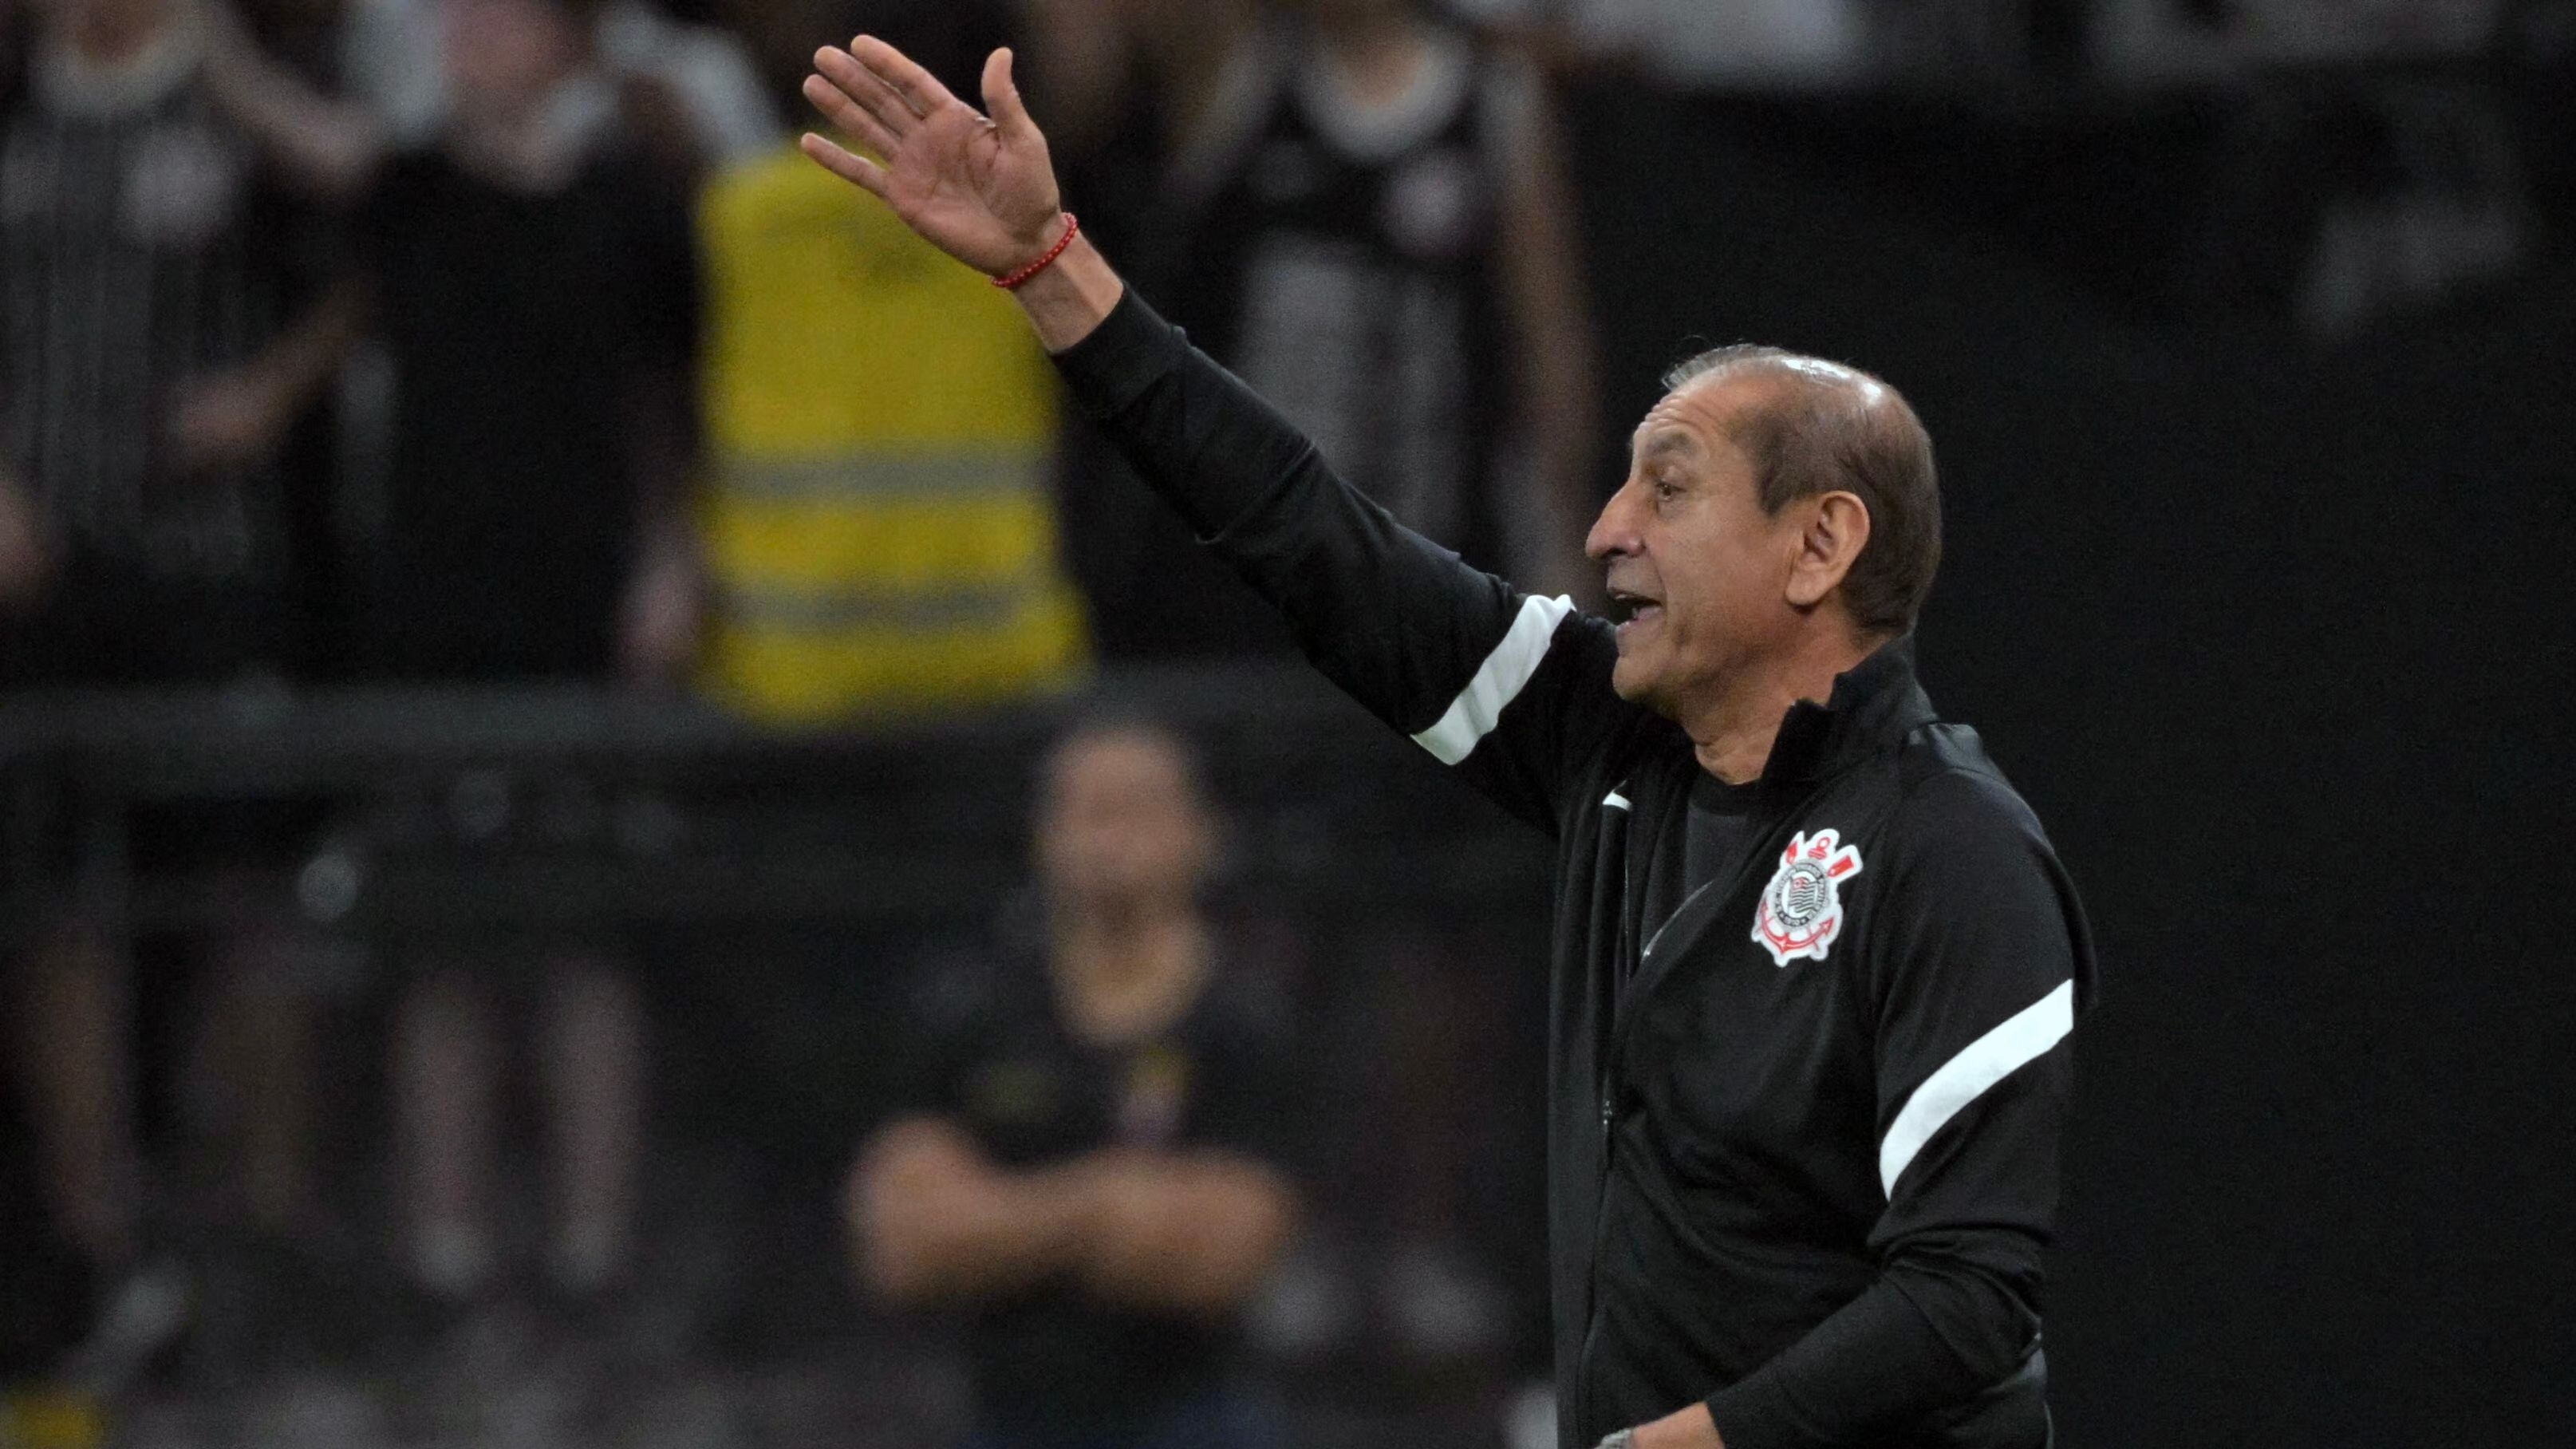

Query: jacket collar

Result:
[1608,636,1939,1073]
[1757,634,1938,792]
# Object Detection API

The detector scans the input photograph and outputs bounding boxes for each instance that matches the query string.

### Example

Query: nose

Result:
[1585,476,1644,563]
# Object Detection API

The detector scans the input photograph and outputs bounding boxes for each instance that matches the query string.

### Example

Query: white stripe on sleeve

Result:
[1879,979,2075,1198]
[1410,594,1576,766]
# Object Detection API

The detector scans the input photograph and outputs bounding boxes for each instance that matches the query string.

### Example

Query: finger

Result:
[813,45,916,140]
[802,72,901,159]
[800,132,890,198]
[849,34,964,119]
[982,47,1036,143]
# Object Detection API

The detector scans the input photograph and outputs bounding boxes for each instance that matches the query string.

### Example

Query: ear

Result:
[1784,491,1871,610]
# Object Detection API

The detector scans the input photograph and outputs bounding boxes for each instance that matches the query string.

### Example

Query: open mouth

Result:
[1608,589,1664,632]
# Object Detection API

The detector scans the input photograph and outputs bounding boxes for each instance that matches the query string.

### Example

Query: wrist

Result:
[1018,1159,1107,1266]
[993,211,1079,289]
[1012,233,1126,353]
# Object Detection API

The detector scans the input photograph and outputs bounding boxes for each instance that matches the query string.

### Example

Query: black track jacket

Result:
[1055,290,2095,1449]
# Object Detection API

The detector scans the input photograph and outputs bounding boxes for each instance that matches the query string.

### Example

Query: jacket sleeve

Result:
[1705,768,2090,1449]
[1051,287,1629,834]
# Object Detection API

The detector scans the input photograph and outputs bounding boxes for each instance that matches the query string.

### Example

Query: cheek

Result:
[1721,552,1779,615]
[1664,538,1777,642]
[1724,515,1792,587]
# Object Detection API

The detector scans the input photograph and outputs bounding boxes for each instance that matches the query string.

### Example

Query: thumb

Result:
[983,47,1037,142]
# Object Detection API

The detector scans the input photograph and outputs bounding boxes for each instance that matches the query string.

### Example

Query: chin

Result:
[1608,657,1663,710]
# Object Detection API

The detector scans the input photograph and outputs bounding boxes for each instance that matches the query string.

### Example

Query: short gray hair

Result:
[1663,345,1942,636]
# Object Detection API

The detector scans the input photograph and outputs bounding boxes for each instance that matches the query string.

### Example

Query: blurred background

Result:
[1,0,2570,1446]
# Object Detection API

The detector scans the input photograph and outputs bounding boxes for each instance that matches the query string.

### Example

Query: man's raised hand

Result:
[800,41,1066,277]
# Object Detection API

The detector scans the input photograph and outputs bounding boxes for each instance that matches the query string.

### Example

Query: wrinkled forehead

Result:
[1630,371,1768,460]
[1632,359,1886,460]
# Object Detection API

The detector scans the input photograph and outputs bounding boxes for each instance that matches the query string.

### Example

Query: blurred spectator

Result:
[350,0,699,687]
[333,0,776,171]
[594,0,779,174]
[1020,0,1260,253]
[0,0,373,630]
[692,0,1087,722]
[726,0,1017,128]
[851,717,1300,1449]
[1019,0,1286,660]
[0,0,377,1387]
[345,0,695,1323]
[1036,0,1600,655]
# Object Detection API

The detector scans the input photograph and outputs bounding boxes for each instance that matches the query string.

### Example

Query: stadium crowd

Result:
[0,0,2566,1445]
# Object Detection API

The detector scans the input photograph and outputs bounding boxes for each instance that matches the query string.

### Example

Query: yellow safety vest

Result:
[696,147,1089,723]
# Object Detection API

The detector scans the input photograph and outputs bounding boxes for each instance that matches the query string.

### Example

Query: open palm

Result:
[800,40,1065,277]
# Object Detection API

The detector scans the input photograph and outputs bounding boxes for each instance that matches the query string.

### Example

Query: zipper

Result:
[1573,781,1637,1442]
[1575,779,1799,1436]
[1611,806,1789,1074]
[1637,867,1724,965]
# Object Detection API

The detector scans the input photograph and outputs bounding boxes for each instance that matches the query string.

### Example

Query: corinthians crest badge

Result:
[1752,829,1864,967]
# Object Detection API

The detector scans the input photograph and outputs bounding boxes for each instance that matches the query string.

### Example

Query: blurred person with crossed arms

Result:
[850,715,1300,1449]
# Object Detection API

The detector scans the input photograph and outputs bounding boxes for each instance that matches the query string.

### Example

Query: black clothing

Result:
[1055,26,1533,661]
[1162,27,1514,567]
[890,937,1299,1438]
[1682,774,1763,909]
[354,143,698,680]
[2,33,326,682]
[0,41,298,586]
[0,1084,90,1377]
[1053,291,2093,1449]
[0,555,282,686]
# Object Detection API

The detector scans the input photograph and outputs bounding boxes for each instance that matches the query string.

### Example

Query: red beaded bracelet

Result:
[993,213,1080,290]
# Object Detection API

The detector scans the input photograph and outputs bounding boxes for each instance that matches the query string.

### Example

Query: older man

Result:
[799,39,2092,1449]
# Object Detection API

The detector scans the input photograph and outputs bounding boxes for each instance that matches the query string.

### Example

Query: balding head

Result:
[1661,346,1942,637]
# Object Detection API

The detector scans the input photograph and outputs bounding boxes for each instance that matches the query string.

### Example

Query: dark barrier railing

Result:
[0,665,1552,941]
